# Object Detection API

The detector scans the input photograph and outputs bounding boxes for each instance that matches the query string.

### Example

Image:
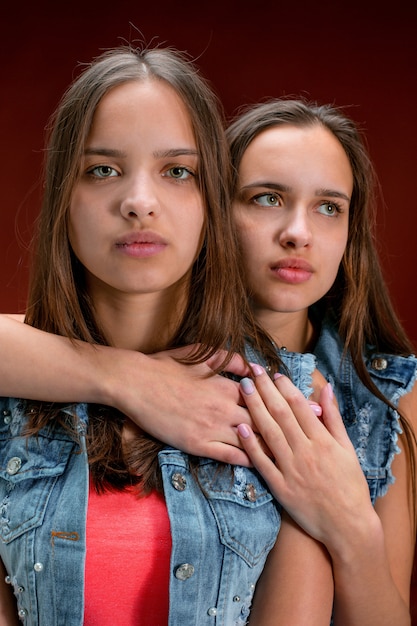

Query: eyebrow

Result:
[315,187,351,203]
[241,181,350,203]
[83,147,199,159]
[241,182,292,193]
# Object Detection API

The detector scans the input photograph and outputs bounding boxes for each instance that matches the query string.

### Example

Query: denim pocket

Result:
[0,434,76,542]
[199,465,280,567]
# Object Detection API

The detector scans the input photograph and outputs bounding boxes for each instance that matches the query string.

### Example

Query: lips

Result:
[270,258,313,284]
[115,230,167,257]
[115,230,167,247]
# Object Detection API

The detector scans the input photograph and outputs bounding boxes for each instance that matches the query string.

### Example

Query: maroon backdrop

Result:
[1,0,417,616]
[1,0,417,346]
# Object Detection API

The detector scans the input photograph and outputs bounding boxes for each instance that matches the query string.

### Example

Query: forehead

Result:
[239,124,353,192]
[89,79,195,143]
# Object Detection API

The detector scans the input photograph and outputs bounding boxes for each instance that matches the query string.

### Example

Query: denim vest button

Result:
[174,563,195,580]
[245,483,257,502]
[207,607,217,616]
[371,357,388,371]
[5,576,11,584]
[6,457,22,475]
[171,472,187,491]
[18,608,28,618]
[233,595,240,602]
[34,562,44,573]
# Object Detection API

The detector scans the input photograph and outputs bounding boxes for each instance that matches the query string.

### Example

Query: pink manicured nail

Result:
[251,364,265,376]
[327,382,334,400]
[273,372,283,380]
[237,423,251,439]
[308,402,323,417]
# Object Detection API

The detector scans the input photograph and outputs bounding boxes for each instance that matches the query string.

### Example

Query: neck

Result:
[91,286,187,352]
[254,308,315,353]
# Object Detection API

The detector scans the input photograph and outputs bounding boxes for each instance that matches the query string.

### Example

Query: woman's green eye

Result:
[167,166,193,180]
[317,202,339,216]
[90,165,118,178]
[254,193,279,207]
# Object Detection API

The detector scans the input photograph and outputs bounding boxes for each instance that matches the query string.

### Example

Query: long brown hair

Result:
[227,98,416,498]
[24,46,274,493]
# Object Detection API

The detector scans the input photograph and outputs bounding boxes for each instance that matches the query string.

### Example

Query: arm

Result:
[238,368,414,625]
[249,511,333,625]
[0,315,252,465]
[0,561,19,626]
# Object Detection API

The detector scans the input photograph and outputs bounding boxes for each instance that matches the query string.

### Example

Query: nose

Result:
[277,207,312,249]
[119,174,160,220]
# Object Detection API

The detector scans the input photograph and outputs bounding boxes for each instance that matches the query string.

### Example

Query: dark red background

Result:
[1,0,417,615]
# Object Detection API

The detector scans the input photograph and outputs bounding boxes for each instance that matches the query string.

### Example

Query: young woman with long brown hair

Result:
[0,48,336,625]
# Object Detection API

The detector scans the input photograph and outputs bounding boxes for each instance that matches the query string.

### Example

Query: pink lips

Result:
[115,231,167,258]
[271,258,313,284]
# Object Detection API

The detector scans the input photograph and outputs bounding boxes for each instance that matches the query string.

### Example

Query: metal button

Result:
[245,483,257,502]
[371,357,388,371]
[3,415,11,425]
[33,562,44,573]
[174,563,195,580]
[17,585,25,593]
[171,472,187,491]
[5,575,11,584]
[233,595,241,602]
[207,607,217,616]
[18,608,28,618]
[6,457,22,475]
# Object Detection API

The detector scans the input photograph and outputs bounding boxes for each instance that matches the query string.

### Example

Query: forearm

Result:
[331,517,411,626]
[0,314,120,403]
[0,315,253,464]
[248,512,334,625]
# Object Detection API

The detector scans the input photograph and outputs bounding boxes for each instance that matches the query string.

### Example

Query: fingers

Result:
[243,366,324,446]
[318,384,355,449]
[237,423,285,497]
[207,351,252,378]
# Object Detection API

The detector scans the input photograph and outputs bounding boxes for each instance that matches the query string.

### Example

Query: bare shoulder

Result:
[398,378,417,429]
[2,314,25,322]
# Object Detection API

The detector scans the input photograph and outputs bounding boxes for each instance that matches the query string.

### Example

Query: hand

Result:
[237,368,378,558]
[104,345,254,465]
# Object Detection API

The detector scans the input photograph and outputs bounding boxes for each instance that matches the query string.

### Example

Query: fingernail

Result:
[327,382,334,400]
[308,402,323,417]
[237,423,251,439]
[273,372,283,381]
[240,377,255,394]
[251,364,265,376]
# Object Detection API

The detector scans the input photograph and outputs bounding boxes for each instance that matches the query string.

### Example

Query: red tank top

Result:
[84,481,172,625]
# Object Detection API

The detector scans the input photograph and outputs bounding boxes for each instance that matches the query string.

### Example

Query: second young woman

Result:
[228,98,417,625]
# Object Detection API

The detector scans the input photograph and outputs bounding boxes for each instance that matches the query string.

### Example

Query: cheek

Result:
[324,236,348,284]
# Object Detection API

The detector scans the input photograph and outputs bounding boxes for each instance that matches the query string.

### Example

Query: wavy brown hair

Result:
[227,98,416,507]
[24,46,278,493]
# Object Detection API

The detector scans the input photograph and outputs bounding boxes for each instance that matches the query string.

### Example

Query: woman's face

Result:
[233,124,352,319]
[69,79,204,307]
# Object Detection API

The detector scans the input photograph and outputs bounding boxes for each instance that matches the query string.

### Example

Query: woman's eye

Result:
[88,165,119,178]
[254,193,280,207]
[165,166,194,180]
[317,202,340,216]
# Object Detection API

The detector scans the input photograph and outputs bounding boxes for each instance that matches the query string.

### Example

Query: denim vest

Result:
[313,312,417,503]
[0,352,314,625]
